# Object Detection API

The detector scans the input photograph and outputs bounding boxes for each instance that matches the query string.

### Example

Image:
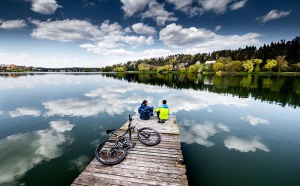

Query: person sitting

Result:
[155,100,170,123]
[138,100,154,120]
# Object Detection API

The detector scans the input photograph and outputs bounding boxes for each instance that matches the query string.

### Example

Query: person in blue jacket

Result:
[138,100,154,120]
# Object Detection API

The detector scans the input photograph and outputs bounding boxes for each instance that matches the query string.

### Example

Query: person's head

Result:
[162,100,167,104]
[142,100,148,105]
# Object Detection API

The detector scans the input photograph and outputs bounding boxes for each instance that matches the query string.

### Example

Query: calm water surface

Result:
[0,73,300,186]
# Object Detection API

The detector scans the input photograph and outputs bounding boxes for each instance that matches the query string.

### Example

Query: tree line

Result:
[100,36,300,73]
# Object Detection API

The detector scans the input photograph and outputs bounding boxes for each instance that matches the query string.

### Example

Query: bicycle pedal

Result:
[132,142,136,147]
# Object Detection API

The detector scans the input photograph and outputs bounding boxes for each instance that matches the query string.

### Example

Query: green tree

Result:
[225,60,242,72]
[213,62,224,72]
[138,63,150,72]
[180,67,186,73]
[188,65,197,73]
[292,62,300,73]
[253,59,263,72]
[242,60,254,73]
[116,67,126,72]
[275,56,288,73]
[216,57,232,65]
[264,59,277,72]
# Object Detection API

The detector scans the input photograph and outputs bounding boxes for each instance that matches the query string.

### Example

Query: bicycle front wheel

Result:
[137,127,161,146]
[95,140,127,165]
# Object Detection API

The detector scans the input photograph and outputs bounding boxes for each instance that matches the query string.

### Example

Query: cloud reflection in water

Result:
[179,120,221,147]
[9,108,41,118]
[224,136,270,153]
[241,115,269,126]
[0,120,74,184]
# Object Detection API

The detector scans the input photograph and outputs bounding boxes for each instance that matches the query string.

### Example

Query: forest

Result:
[100,36,300,74]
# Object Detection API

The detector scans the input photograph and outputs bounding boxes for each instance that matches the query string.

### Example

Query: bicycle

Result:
[95,114,161,165]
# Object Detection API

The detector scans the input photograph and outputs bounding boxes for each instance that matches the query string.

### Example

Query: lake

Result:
[1,73,300,186]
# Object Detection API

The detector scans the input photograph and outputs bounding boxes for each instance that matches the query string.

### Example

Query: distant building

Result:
[5,64,16,69]
[205,60,216,64]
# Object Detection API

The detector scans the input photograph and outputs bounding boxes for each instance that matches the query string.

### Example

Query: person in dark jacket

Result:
[138,100,154,120]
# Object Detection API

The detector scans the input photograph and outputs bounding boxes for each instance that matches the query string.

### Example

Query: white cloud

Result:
[160,23,215,47]
[166,0,203,17]
[120,0,149,17]
[43,83,146,117]
[217,123,230,132]
[256,9,291,23]
[50,120,75,132]
[140,1,178,26]
[142,48,174,58]
[0,111,3,115]
[31,0,62,15]
[241,115,269,126]
[198,0,233,14]
[120,35,154,46]
[179,121,217,147]
[83,0,96,7]
[124,26,132,33]
[167,0,193,9]
[132,23,157,36]
[9,108,41,118]
[160,23,261,53]
[230,0,247,10]
[0,19,27,30]
[165,89,249,113]
[215,25,222,31]
[31,19,102,42]
[224,136,270,152]
[0,121,74,184]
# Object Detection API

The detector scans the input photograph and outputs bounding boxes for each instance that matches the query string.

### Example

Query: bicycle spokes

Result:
[137,127,161,146]
[95,140,127,165]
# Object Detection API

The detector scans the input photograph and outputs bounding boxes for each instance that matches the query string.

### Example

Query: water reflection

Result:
[42,84,148,117]
[0,74,84,90]
[0,120,74,185]
[179,120,224,147]
[241,115,269,126]
[9,108,41,118]
[224,136,270,153]
[69,155,91,172]
[103,73,300,108]
[217,123,230,132]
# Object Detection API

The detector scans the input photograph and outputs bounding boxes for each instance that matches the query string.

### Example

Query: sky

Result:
[0,0,299,68]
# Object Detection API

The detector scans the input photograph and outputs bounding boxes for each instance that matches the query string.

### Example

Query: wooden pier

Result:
[72,114,188,186]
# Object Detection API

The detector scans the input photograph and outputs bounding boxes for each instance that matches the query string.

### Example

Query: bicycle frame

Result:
[109,115,137,141]
[96,114,161,165]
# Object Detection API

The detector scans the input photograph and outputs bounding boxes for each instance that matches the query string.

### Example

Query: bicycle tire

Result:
[95,140,127,165]
[137,127,161,146]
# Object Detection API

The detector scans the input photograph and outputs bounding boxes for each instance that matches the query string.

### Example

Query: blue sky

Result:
[0,0,299,68]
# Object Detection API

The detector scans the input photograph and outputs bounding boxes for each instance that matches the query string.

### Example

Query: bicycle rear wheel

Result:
[95,140,127,165]
[137,127,161,146]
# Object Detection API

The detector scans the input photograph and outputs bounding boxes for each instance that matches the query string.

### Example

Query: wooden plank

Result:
[72,114,188,186]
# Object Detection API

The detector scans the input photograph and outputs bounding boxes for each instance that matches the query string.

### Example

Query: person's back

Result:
[138,100,154,120]
[155,100,170,122]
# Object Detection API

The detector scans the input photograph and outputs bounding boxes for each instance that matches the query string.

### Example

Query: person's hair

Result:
[142,100,147,105]
[162,100,167,104]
